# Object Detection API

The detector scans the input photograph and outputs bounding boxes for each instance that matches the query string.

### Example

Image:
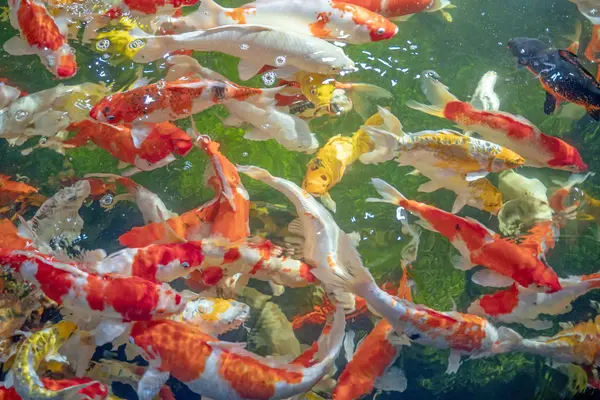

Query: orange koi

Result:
[5,0,77,78]
[337,0,453,21]
[65,120,193,175]
[0,175,46,219]
[292,295,368,330]
[1,377,109,400]
[407,74,588,172]
[128,308,344,400]
[333,265,413,400]
[368,179,562,292]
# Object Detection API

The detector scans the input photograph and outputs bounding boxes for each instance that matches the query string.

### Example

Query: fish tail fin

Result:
[494,326,523,353]
[357,126,400,165]
[187,0,225,29]
[366,178,406,206]
[236,165,274,182]
[346,83,392,120]
[407,74,458,118]
[565,21,582,54]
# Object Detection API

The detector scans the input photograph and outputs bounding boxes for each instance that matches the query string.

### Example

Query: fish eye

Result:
[320,175,328,181]
[107,115,116,121]
[181,262,190,268]
[377,27,385,35]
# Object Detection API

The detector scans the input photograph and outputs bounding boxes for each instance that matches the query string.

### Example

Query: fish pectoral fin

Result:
[417,180,442,193]
[3,36,34,55]
[343,329,356,362]
[406,169,421,177]
[465,170,488,182]
[222,114,246,127]
[390,14,414,22]
[131,123,153,149]
[451,195,468,214]
[244,128,272,141]
[94,320,131,346]
[471,269,514,288]
[137,368,170,400]
[451,254,475,271]
[374,365,408,393]
[238,59,266,81]
[414,219,436,232]
[543,91,558,115]
[386,331,411,347]
[320,192,337,213]
[446,350,463,374]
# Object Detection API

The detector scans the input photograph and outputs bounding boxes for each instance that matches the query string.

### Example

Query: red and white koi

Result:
[129,25,355,80]
[469,271,600,330]
[155,0,398,44]
[407,74,588,172]
[0,249,189,344]
[64,121,193,176]
[5,0,77,79]
[333,265,413,399]
[367,178,562,292]
[128,308,344,400]
[338,0,454,22]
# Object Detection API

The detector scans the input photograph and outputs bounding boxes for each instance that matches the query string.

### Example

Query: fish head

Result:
[533,266,562,293]
[303,157,331,195]
[493,148,526,172]
[46,46,77,79]
[89,94,125,124]
[507,37,549,61]
[334,2,398,42]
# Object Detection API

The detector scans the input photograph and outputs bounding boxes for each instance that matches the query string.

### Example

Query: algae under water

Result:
[0,0,599,398]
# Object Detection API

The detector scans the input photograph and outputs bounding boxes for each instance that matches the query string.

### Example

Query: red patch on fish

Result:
[309,12,333,38]
[16,0,64,51]
[478,284,520,316]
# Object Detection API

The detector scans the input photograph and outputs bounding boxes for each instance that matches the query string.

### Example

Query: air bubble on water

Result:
[242,152,248,157]
[14,110,28,121]
[184,161,193,171]
[262,71,277,86]
[39,137,48,145]
[396,207,407,221]
[409,44,418,50]
[240,43,250,50]
[275,55,286,67]
[102,53,110,60]
[261,123,271,130]
[156,81,166,89]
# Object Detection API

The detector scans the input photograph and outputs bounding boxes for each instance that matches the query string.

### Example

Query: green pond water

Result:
[1,0,600,398]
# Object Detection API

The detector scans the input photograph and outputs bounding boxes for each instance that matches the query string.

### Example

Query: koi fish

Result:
[507,37,600,120]
[292,295,368,330]
[338,0,454,22]
[333,265,413,400]
[367,178,562,292]
[119,135,249,247]
[497,170,553,236]
[468,272,600,331]
[0,249,189,344]
[570,0,600,25]
[514,315,600,366]
[169,297,250,335]
[65,121,193,176]
[164,55,319,153]
[156,0,398,44]
[129,25,355,80]
[249,301,302,358]
[470,70,500,112]
[0,83,106,145]
[0,175,46,219]
[585,24,600,67]
[3,321,105,399]
[257,173,524,374]
[548,173,591,226]
[302,110,381,212]
[361,121,524,214]
[128,308,344,400]
[4,0,77,78]
[407,73,588,172]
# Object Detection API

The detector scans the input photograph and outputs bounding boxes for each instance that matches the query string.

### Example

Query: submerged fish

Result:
[0,80,22,109]
[507,37,600,120]
[339,0,454,22]
[5,0,77,78]
[156,0,398,44]
[170,297,250,335]
[367,179,562,292]
[4,321,106,399]
[128,308,344,400]
[0,175,45,219]
[129,25,355,80]
[407,73,588,172]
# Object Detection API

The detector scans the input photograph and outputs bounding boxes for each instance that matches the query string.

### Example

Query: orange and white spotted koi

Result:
[407,73,588,172]
[5,0,77,78]
[128,307,345,400]
[156,0,398,44]
[0,249,189,344]
[169,297,250,335]
[65,121,193,176]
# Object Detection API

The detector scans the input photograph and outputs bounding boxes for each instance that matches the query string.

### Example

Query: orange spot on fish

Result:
[309,12,333,39]
[478,284,520,316]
